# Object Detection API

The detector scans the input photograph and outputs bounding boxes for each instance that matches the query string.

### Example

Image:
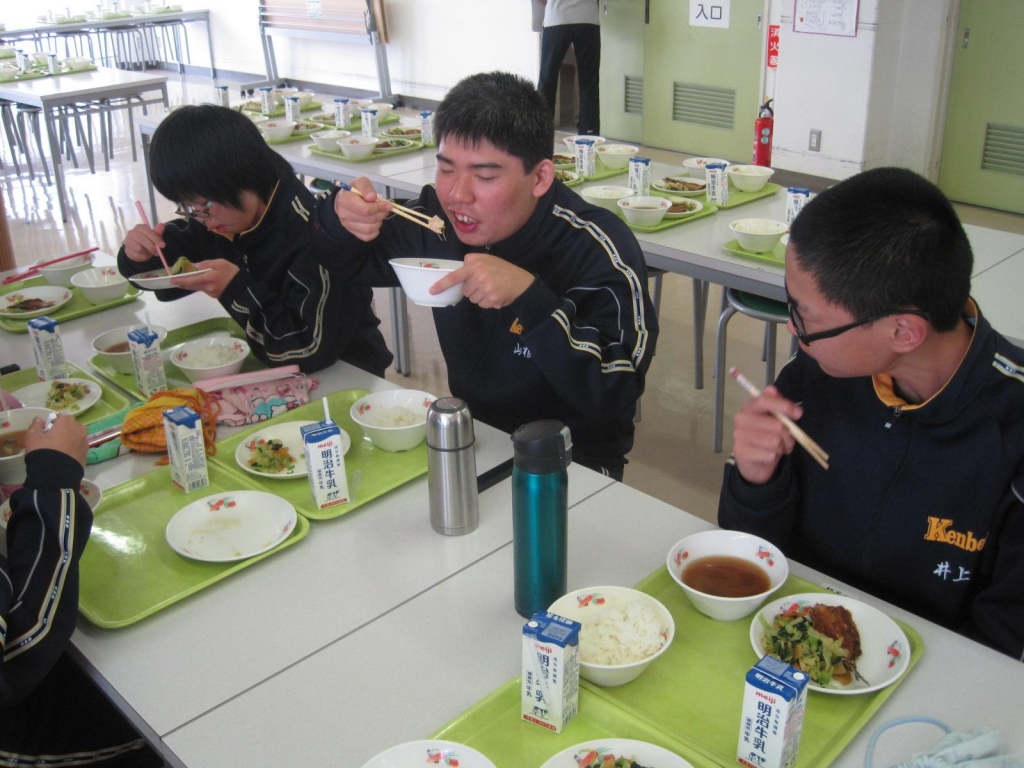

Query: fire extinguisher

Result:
[753,98,774,167]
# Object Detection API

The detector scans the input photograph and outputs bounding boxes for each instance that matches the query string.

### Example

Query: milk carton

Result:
[284,96,301,123]
[28,316,69,381]
[521,611,581,734]
[213,85,230,108]
[300,419,350,510]
[574,138,596,178]
[334,97,351,128]
[361,108,378,138]
[128,326,167,397]
[163,406,210,493]
[258,86,274,116]
[737,655,809,768]
[785,187,812,225]
[629,156,651,196]
[706,162,730,206]
[419,110,434,146]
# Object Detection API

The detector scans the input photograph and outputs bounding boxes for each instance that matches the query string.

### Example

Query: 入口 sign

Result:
[689,0,730,28]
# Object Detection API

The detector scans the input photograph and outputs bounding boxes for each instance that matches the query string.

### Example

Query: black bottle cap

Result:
[512,420,572,474]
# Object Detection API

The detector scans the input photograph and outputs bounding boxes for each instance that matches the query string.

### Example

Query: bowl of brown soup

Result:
[666,529,788,621]
[92,324,168,374]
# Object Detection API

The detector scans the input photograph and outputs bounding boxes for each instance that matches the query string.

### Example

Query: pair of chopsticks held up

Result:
[334,181,446,240]
[730,367,830,470]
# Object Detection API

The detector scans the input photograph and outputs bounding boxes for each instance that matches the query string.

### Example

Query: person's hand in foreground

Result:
[731,385,804,485]
[170,259,240,299]
[332,177,392,242]
[122,222,168,264]
[429,252,535,309]
[24,414,88,469]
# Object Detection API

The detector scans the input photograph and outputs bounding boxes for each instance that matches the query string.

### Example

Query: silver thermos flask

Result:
[426,397,479,535]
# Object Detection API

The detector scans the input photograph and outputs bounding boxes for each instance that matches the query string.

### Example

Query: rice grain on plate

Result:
[580,600,667,665]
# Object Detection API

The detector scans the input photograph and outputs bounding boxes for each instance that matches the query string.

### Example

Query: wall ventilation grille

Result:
[982,123,1024,177]
[625,75,643,114]
[672,82,735,130]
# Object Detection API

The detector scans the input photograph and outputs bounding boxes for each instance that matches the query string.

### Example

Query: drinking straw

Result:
[322,396,332,423]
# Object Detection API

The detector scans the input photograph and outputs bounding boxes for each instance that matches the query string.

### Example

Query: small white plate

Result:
[14,378,102,415]
[652,176,707,196]
[373,137,415,152]
[359,740,496,768]
[750,592,912,695]
[555,170,580,184]
[234,420,350,479]
[541,739,694,768]
[0,286,74,319]
[663,196,704,218]
[165,490,297,562]
[2,478,101,530]
[380,126,422,139]
[128,268,213,290]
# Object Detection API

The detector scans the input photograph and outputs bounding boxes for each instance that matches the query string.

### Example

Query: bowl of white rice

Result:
[548,585,675,687]
[171,337,249,382]
[350,389,436,452]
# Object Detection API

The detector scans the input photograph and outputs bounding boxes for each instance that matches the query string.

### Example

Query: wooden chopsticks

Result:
[335,181,445,239]
[135,201,173,275]
[729,367,830,470]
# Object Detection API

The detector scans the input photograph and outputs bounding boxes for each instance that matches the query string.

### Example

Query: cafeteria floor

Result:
[5,69,1023,526]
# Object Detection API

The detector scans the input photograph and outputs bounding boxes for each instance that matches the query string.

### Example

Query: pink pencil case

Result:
[194,365,317,426]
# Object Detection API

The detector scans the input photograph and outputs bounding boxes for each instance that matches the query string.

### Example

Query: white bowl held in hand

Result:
[337,135,378,158]
[595,143,639,170]
[617,195,672,227]
[548,585,674,687]
[36,253,95,286]
[349,389,436,452]
[171,337,248,382]
[389,258,464,307]
[666,529,788,621]
[728,164,775,192]
[580,184,633,213]
[310,129,350,151]
[729,218,788,253]
[682,156,729,180]
[91,324,168,374]
[70,267,128,304]
[259,120,296,140]
[0,407,57,492]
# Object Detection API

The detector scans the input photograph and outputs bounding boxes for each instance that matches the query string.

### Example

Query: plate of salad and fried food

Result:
[750,592,912,694]
[541,739,693,768]
[234,420,350,479]
[14,378,101,416]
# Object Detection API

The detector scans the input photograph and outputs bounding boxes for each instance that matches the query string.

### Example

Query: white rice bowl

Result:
[548,585,674,687]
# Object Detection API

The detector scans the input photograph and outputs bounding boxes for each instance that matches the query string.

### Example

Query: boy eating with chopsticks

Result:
[719,167,1024,660]
[315,71,658,481]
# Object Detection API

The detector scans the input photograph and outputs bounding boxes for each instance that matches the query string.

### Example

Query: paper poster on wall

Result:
[306,0,322,18]
[689,0,731,29]
[793,0,858,37]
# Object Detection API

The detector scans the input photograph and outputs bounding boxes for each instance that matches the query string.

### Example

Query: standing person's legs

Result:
[537,25,575,120]
[573,23,602,135]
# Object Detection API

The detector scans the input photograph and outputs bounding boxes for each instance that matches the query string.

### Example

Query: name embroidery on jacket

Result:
[923,516,987,552]
[513,343,532,359]
[509,317,523,335]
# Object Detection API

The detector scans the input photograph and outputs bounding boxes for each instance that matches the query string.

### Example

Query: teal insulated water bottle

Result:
[512,420,572,618]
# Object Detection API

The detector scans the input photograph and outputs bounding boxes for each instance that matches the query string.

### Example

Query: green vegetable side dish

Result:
[759,604,859,687]
[45,380,89,412]
[574,751,654,768]
[244,437,300,475]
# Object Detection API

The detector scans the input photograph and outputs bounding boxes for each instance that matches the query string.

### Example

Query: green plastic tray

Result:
[0,275,141,332]
[434,679,701,767]
[624,203,718,233]
[207,388,428,521]
[0,362,135,427]
[307,140,426,163]
[710,182,782,209]
[434,569,924,768]
[87,317,264,399]
[77,462,311,628]
[723,238,786,267]
[343,112,401,131]
[580,163,629,182]
[265,125,332,145]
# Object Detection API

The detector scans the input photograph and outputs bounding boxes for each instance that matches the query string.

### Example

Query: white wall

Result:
[193,0,952,180]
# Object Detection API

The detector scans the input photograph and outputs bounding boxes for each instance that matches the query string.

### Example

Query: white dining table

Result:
[3,260,1022,768]
[0,66,168,222]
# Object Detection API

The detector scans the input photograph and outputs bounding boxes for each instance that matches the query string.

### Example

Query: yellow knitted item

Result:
[121,388,220,462]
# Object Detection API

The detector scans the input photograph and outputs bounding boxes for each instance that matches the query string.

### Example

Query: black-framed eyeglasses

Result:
[174,200,214,220]
[785,287,930,345]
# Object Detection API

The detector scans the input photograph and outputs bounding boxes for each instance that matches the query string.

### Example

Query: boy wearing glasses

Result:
[118,105,392,377]
[719,167,1024,659]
